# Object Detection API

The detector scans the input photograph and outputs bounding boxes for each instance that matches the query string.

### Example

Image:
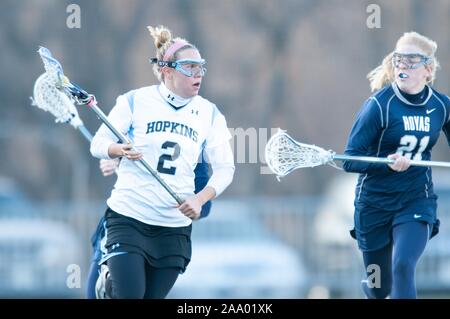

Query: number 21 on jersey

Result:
[396,135,430,160]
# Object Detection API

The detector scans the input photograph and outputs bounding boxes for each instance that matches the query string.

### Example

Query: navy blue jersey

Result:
[343,83,450,210]
[194,161,212,218]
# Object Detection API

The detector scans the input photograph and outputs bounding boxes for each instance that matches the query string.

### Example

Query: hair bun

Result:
[147,25,172,49]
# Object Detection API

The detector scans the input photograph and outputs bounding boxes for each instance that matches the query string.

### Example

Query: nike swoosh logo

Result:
[414,214,422,218]
[426,108,436,114]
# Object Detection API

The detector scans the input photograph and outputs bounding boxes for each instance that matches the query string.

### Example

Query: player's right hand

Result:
[387,153,411,172]
[108,143,143,161]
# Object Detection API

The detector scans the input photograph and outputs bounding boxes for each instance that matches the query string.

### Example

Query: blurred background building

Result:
[0,0,449,298]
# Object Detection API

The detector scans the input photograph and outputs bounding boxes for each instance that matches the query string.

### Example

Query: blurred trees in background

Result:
[1,0,449,201]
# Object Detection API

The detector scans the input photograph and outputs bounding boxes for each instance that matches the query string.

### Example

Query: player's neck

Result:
[159,82,192,108]
[397,84,429,104]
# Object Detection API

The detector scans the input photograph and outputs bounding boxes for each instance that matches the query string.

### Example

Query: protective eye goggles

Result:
[150,58,207,77]
[392,52,432,69]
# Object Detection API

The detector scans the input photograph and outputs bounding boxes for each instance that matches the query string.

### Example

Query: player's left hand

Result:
[387,153,411,172]
[99,158,120,176]
[178,196,202,220]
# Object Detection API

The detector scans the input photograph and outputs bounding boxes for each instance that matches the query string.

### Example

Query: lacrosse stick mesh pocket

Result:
[265,132,331,177]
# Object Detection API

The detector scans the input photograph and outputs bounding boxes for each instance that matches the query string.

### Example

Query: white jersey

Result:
[91,84,234,227]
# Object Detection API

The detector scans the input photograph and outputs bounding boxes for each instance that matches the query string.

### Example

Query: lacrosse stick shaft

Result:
[78,125,93,141]
[333,154,450,168]
[85,98,184,204]
[36,47,182,204]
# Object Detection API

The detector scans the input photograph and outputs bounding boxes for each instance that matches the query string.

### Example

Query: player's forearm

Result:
[342,158,392,175]
[91,133,115,160]
[204,142,235,196]
[195,186,216,205]
[206,165,235,197]
[91,94,133,160]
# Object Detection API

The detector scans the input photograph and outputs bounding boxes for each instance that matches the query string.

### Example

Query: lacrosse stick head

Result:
[32,73,83,128]
[31,47,84,128]
[265,130,334,179]
[37,46,91,103]
[37,46,67,84]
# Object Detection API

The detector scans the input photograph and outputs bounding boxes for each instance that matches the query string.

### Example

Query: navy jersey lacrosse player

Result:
[344,82,450,250]
[342,31,450,299]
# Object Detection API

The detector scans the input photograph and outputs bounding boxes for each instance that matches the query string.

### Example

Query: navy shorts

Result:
[90,215,106,264]
[350,198,440,252]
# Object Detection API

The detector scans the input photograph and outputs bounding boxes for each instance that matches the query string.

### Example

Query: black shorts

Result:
[101,207,192,273]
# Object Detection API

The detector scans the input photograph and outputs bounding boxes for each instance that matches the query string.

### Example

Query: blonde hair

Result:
[147,25,196,82]
[367,31,440,92]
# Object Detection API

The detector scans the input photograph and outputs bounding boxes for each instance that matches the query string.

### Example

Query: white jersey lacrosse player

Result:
[91,83,234,227]
[90,25,234,299]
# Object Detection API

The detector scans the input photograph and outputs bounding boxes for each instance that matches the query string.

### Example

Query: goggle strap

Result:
[150,58,177,69]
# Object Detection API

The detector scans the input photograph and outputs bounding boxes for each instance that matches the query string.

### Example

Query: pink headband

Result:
[163,40,189,61]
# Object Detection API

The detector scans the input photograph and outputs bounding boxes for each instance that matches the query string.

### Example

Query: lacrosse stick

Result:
[32,73,121,177]
[31,72,92,141]
[265,130,450,180]
[34,46,183,204]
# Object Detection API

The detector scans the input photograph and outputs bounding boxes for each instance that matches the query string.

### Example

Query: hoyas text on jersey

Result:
[402,116,430,132]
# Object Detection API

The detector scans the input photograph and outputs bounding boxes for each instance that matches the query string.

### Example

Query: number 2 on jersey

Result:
[157,141,180,175]
[396,135,430,160]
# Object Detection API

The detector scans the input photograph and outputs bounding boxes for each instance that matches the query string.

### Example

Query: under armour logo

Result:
[191,109,199,115]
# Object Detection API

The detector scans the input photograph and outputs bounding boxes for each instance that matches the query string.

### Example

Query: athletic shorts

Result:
[101,207,192,273]
[350,198,440,252]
